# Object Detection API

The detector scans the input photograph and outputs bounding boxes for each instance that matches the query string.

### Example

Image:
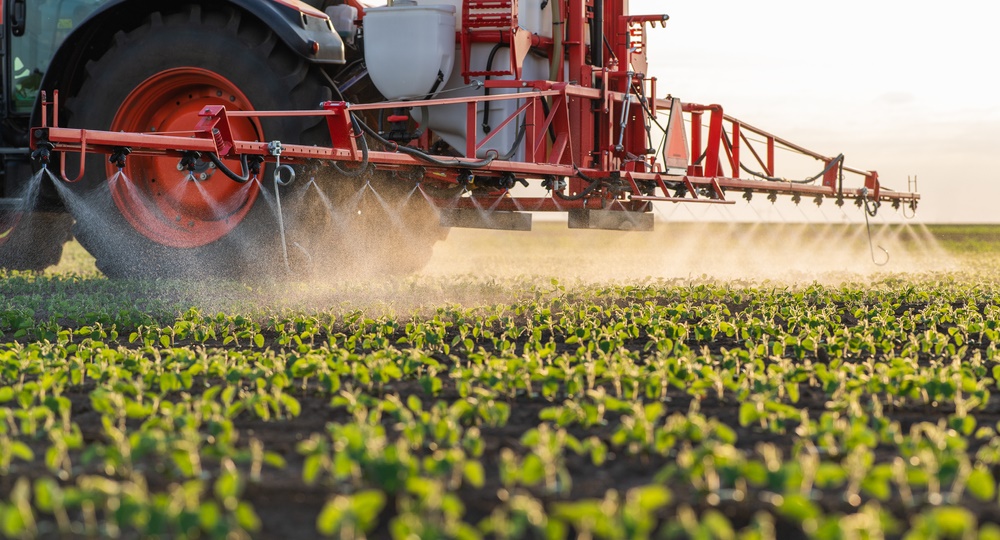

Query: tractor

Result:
[2,0,437,278]
[1,0,919,278]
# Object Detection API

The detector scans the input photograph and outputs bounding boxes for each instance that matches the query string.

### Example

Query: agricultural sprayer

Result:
[0,0,919,278]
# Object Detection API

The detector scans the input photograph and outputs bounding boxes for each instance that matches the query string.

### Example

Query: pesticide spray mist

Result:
[36,163,958,313]
[421,219,955,284]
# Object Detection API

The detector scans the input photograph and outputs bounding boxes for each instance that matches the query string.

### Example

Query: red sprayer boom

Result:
[31,0,918,235]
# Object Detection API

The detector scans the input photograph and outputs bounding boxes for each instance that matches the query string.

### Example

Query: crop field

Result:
[1,222,1000,539]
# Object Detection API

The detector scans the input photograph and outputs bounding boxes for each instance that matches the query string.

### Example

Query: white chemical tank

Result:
[413,0,558,160]
[363,4,456,100]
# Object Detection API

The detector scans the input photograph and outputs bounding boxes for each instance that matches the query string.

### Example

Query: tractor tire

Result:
[0,210,73,271]
[64,4,331,279]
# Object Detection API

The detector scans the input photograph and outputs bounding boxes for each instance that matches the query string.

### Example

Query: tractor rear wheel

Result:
[65,5,331,279]
[0,210,72,271]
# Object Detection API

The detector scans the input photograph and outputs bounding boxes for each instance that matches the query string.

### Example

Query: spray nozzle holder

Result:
[109,146,132,170]
[31,140,55,166]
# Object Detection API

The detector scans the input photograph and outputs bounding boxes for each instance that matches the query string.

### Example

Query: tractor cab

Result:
[0,0,101,168]
[3,0,101,179]
[0,0,100,269]
[4,0,102,130]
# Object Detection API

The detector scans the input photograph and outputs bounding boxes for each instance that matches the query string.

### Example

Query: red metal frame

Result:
[30,0,919,223]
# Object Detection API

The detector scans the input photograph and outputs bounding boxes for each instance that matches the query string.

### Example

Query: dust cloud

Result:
[420,219,957,285]
[37,213,963,319]
[38,159,960,315]
[221,218,958,314]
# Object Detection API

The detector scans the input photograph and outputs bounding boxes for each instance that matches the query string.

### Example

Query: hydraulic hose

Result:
[591,0,603,68]
[333,114,370,177]
[739,153,844,185]
[720,130,845,184]
[322,63,528,172]
[549,0,564,82]
[482,42,506,134]
[554,167,604,201]
[497,119,528,161]
[206,153,253,183]
[355,114,500,168]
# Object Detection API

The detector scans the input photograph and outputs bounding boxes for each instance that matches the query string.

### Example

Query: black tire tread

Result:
[0,212,73,271]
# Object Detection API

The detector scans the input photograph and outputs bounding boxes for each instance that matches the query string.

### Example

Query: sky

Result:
[629,0,1000,223]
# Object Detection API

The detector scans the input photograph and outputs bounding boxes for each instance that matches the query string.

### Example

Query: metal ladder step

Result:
[461,0,525,81]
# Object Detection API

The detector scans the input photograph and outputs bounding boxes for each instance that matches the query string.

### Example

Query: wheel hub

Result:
[109,68,262,248]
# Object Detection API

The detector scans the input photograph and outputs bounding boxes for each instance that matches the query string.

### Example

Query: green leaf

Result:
[590,440,608,466]
[254,333,265,348]
[199,501,221,530]
[778,493,820,523]
[33,478,59,513]
[407,394,422,413]
[280,394,301,417]
[815,463,846,488]
[738,402,758,427]
[316,498,345,535]
[214,470,240,506]
[44,446,61,472]
[628,485,671,513]
[463,461,485,488]
[979,522,1000,540]
[9,441,33,462]
[931,507,975,536]
[303,454,323,485]
[521,454,545,486]
[235,501,261,532]
[702,510,736,540]
[551,500,603,523]
[0,387,13,403]
[743,461,768,486]
[786,382,799,404]
[950,415,977,436]
[2,502,26,538]
[173,450,197,478]
[967,468,996,501]
[263,451,287,469]
[351,490,386,529]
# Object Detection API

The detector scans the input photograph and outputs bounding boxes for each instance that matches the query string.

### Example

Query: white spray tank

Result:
[362,2,456,101]
[411,0,555,160]
[363,0,557,160]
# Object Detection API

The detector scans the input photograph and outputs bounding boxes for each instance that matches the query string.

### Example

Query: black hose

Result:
[721,129,844,184]
[481,42,506,134]
[333,114,370,177]
[739,153,843,184]
[324,64,528,172]
[591,0,604,68]
[206,153,253,184]
[355,114,500,168]
[498,120,528,161]
[554,167,604,201]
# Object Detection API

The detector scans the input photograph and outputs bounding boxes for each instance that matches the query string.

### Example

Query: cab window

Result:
[9,0,102,113]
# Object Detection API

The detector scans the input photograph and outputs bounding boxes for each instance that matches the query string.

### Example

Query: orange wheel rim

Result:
[109,68,262,248]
